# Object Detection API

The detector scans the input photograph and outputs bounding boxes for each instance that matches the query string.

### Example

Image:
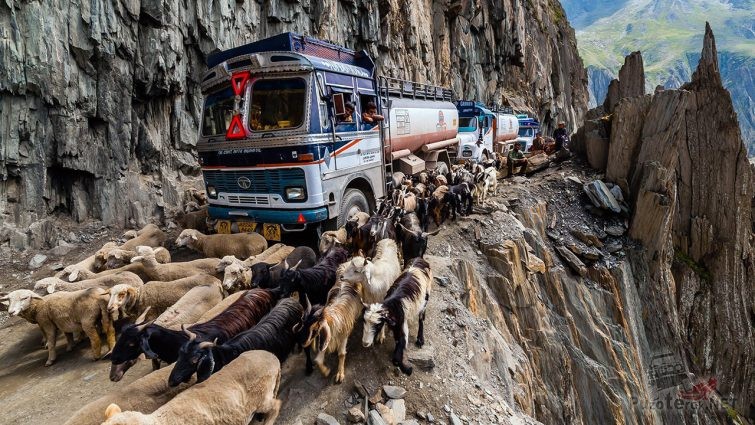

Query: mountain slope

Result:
[562,0,755,154]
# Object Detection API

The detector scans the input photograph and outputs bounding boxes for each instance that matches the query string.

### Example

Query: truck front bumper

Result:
[208,205,329,225]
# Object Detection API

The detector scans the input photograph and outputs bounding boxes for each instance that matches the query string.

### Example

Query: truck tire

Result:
[338,189,369,228]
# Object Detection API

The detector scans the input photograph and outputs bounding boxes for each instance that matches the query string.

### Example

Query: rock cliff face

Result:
[0,0,588,249]
[573,24,754,422]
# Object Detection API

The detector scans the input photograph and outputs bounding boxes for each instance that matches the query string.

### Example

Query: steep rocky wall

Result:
[0,0,588,249]
[577,24,754,422]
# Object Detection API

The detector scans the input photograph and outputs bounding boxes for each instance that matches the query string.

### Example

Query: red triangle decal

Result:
[230,71,250,95]
[226,115,246,140]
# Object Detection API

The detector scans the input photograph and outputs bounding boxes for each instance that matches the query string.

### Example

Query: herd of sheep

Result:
[0,161,505,424]
[0,180,456,423]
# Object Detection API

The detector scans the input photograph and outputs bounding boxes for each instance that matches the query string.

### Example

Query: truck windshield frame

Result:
[518,127,535,137]
[459,117,478,132]
[249,77,308,132]
[201,86,236,137]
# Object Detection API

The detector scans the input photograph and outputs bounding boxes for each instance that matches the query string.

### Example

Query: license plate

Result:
[216,220,232,234]
[262,223,281,241]
[237,221,257,233]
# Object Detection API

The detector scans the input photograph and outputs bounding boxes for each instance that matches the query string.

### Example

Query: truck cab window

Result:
[201,87,236,136]
[335,97,358,132]
[249,78,306,131]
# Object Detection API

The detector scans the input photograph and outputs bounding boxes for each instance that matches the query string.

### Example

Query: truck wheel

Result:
[338,189,369,228]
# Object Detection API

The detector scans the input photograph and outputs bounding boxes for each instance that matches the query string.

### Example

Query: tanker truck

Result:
[195,32,458,239]
[454,101,519,161]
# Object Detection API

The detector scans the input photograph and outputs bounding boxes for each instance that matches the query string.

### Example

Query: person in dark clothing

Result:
[507,142,528,177]
[553,121,569,152]
[530,132,545,152]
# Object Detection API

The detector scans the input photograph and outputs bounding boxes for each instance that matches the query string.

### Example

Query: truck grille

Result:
[227,195,269,205]
[203,168,306,196]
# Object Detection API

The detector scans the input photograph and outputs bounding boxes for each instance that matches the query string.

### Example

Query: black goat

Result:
[449,182,474,216]
[251,246,317,288]
[108,289,275,382]
[428,188,457,227]
[278,247,348,307]
[362,258,433,375]
[396,213,440,264]
[168,298,303,386]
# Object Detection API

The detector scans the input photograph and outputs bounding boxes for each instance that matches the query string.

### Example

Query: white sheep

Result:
[102,350,281,425]
[195,290,247,323]
[106,247,171,269]
[107,274,221,321]
[92,224,167,271]
[175,229,268,259]
[2,288,114,366]
[57,241,118,282]
[319,228,348,254]
[129,246,221,281]
[63,362,197,425]
[34,271,143,294]
[215,243,293,274]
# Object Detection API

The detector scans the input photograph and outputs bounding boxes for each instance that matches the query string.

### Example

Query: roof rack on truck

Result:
[378,76,453,102]
[206,32,375,73]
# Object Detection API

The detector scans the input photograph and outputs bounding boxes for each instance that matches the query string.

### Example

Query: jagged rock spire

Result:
[602,51,645,113]
[686,22,722,89]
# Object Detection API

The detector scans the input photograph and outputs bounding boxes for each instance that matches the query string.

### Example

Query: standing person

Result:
[507,142,528,177]
[553,121,569,152]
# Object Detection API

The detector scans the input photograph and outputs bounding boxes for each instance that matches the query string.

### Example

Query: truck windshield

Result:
[459,117,477,132]
[518,127,535,137]
[250,78,306,131]
[201,87,236,136]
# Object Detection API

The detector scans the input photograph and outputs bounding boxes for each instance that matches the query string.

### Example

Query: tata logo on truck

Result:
[237,177,252,189]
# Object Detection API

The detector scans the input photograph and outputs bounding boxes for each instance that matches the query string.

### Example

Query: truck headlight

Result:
[285,187,306,201]
[207,185,217,199]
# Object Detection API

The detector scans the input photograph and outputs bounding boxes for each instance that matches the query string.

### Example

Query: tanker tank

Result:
[385,97,459,158]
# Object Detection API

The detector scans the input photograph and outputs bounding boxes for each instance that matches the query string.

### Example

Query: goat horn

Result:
[282,259,289,271]
[304,295,312,316]
[398,223,420,238]
[291,259,303,271]
[181,324,197,341]
[423,228,441,237]
[198,339,216,350]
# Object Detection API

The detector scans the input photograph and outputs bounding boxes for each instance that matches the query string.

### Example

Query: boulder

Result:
[368,410,389,425]
[407,346,435,370]
[317,413,340,425]
[28,254,48,270]
[347,407,365,424]
[382,385,406,400]
[386,399,406,423]
[583,180,621,213]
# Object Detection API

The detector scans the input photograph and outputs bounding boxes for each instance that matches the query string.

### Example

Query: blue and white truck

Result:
[196,33,459,239]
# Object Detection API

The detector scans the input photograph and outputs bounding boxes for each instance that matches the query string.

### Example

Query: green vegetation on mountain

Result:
[562,0,755,154]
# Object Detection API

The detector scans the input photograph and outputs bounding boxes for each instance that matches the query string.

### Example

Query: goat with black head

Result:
[109,289,275,382]
[396,213,440,264]
[278,246,348,308]
[168,298,303,386]
[362,258,433,375]
[250,246,317,289]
